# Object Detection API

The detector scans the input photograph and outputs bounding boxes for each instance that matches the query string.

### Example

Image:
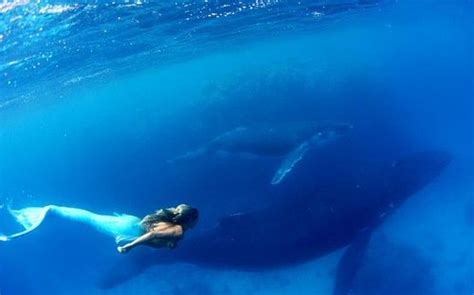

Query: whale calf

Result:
[101,150,451,292]
[170,122,353,185]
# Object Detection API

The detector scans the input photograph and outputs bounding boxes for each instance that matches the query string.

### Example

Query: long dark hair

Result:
[174,204,199,230]
[141,204,199,231]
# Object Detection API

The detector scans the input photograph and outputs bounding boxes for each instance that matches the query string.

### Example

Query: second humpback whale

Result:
[170,122,353,185]
[101,150,451,293]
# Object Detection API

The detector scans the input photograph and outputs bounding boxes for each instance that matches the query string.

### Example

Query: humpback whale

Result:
[101,150,451,292]
[170,122,353,185]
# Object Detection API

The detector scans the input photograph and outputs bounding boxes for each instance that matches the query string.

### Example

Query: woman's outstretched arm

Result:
[117,231,155,253]
[117,225,182,253]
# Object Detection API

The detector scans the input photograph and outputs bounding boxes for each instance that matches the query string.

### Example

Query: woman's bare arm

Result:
[117,224,182,253]
[117,232,154,253]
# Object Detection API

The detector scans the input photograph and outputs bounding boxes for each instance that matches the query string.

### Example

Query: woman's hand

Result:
[117,246,129,254]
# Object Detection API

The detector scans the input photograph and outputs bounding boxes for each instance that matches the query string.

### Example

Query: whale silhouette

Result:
[101,150,451,293]
[169,122,353,185]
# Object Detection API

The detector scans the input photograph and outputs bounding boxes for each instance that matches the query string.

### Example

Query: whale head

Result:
[383,150,452,206]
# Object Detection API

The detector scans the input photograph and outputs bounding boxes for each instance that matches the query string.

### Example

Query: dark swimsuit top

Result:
[141,209,185,249]
[146,233,182,249]
[142,222,184,249]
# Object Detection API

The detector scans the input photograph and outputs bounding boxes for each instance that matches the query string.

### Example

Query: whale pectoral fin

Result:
[332,229,373,295]
[271,141,310,185]
[167,146,209,163]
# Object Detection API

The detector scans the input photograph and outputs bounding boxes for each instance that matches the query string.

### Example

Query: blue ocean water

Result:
[0,0,473,294]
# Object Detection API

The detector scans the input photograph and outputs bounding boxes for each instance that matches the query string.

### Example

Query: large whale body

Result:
[170,122,353,185]
[101,150,451,292]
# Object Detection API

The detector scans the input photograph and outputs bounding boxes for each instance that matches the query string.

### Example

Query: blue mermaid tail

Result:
[0,205,144,244]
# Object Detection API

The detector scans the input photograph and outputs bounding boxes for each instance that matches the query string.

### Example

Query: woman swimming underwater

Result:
[0,204,198,253]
